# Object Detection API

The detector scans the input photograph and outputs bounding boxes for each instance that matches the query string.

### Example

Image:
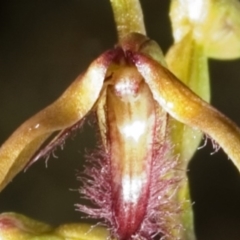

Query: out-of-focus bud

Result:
[170,0,240,59]
[55,223,111,240]
[0,212,110,240]
[0,212,55,240]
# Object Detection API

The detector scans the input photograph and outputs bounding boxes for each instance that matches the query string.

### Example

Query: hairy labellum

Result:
[77,51,181,240]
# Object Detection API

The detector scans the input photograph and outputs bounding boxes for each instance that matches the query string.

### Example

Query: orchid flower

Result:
[0,0,240,239]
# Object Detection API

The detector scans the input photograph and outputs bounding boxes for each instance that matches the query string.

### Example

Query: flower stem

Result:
[109,0,146,41]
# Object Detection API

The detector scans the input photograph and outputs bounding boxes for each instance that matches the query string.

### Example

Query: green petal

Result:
[133,52,240,174]
[0,49,116,192]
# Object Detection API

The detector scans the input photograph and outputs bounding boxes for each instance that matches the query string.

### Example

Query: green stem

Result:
[109,0,146,41]
[177,178,196,240]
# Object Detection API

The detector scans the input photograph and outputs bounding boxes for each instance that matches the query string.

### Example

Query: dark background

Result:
[0,1,240,239]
